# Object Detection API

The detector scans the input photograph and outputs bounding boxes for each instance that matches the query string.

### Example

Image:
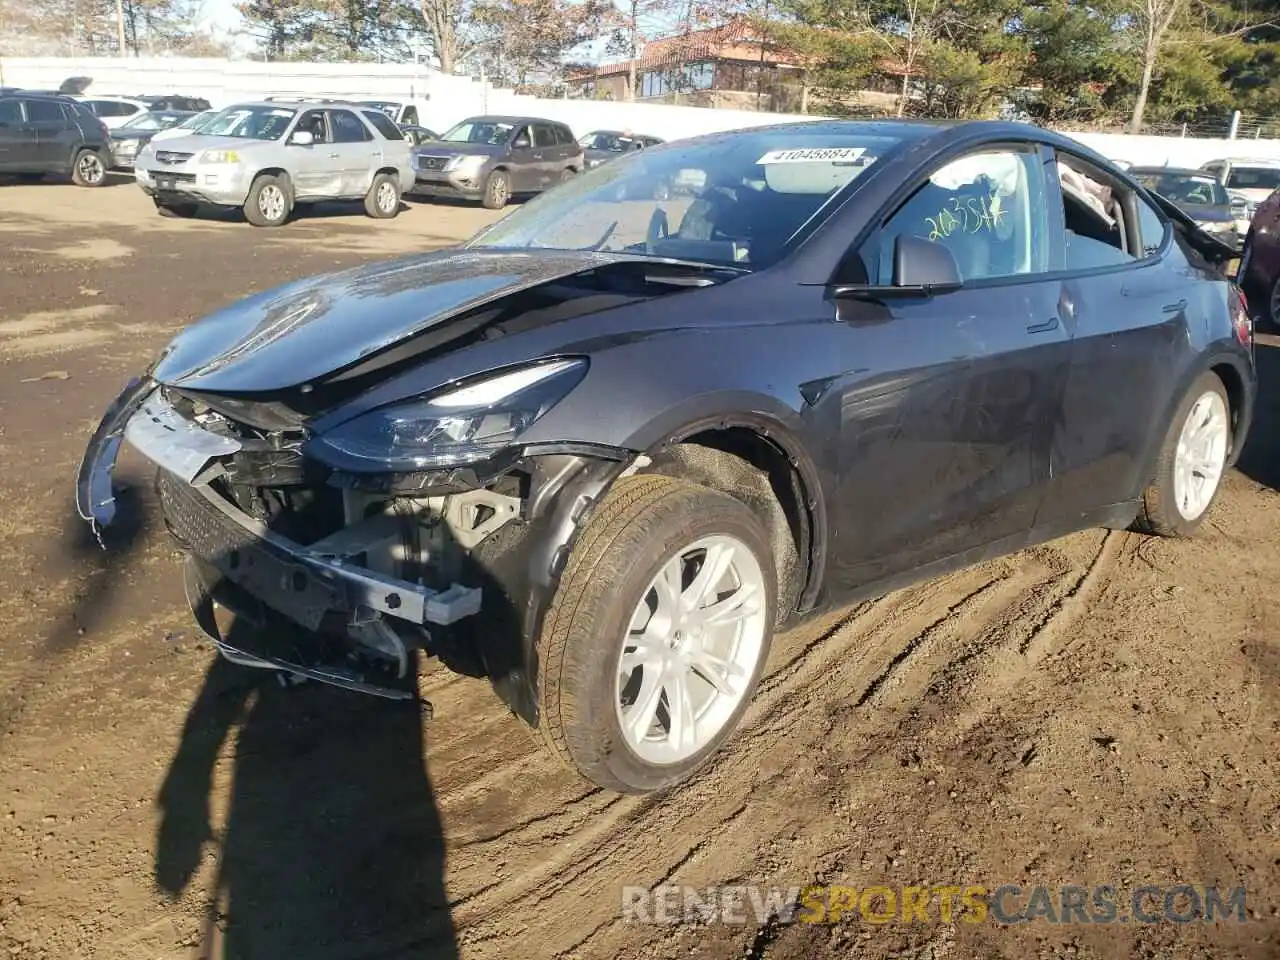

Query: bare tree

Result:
[420,0,467,73]
[1127,0,1185,133]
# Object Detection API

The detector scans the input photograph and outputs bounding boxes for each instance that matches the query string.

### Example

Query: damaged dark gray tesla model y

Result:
[77,120,1256,793]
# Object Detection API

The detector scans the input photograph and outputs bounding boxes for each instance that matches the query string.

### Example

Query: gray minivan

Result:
[407,115,584,208]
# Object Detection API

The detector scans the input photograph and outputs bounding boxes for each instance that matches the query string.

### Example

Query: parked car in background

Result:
[1200,157,1280,233]
[408,115,583,208]
[1128,166,1242,250]
[359,99,423,127]
[398,124,439,145]
[1237,188,1280,326]
[131,100,413,226]
[109,110,195,170]
[149,109,221,143]
[136,94,212,113]
[78,119,1254,794]
[0,91,112,186]
[579,129,664,168]
[73,95,151,129]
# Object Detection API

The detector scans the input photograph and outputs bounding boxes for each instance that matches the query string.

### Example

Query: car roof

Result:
[226,100,360,110]
[1204,157,1280,166]
[460,115,565,125]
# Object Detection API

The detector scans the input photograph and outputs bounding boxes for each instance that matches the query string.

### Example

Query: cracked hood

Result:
[153,248,639,392]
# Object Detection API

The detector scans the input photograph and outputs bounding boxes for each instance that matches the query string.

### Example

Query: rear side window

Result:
[0,99,20,122]
[331,109,371,143]
[25,99,63,123]
[402,105,418,125]
[361,109,404,140]
[555,125,573,145]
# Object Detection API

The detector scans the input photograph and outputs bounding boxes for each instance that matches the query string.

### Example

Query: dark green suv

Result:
[0,92,113,186]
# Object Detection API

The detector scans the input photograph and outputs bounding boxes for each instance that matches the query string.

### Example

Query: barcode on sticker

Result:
[757,147,866,164]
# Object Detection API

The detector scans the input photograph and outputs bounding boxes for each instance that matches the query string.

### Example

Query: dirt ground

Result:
[0,175,1278,960]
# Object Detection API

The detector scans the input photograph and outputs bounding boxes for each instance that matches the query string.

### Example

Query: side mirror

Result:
[893,234,963,288]
[290,130,315,146]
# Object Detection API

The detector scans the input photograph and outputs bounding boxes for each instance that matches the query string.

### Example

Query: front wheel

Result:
[364,172,400,219]
[536,475,777,794]
[1133,371,1232,537]
[244,173,292,227]
[481,169,510,209]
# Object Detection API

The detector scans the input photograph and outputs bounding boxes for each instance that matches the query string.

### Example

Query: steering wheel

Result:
[645,207,669,253]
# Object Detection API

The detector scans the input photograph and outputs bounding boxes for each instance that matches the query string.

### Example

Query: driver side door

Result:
[506,124,539,194]
[289,109,342,199]
[828,143,1073,592]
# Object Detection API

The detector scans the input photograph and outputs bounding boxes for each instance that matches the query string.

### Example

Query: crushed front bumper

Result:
[76,381,482,632]
[135,165,251,205]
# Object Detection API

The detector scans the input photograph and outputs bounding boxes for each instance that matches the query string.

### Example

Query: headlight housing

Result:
[115,138,139,155]
[446,154,487,176]
[199,149,241,164]
[306,358,588,472]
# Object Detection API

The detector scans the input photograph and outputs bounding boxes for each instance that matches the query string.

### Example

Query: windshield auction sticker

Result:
[757,147,866,164]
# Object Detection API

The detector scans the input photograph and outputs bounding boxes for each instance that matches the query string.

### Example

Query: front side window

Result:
[873,147,1051,284]
[1136,196,1167,257]
[402,106,418,125]
[295,109,327,142]
[330,109,370,143]
[469,128,904,270]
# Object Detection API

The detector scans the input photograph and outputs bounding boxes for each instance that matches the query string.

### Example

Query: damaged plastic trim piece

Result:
[75,376,154,536]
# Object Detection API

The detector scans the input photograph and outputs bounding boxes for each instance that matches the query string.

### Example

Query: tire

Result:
[364,172,400,219]
[536,475,777,794]
[243,173,292,227]
[481,169,510,209]
[559,167,575,182]
[1132,371,1232,537]
[1265,273,1280,330]
[71,149,106,187]
[155,200,198,219]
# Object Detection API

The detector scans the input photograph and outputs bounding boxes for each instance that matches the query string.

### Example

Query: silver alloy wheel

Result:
[258,184,286,222]
[376,180,397,213]
[1172,390,1230,521]
[616,534,767,765]
[77,152,104,184]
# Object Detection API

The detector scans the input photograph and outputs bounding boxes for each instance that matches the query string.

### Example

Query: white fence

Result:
[4,55,1280,166]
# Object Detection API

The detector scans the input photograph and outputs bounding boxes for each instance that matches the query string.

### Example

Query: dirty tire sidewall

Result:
[244,173,291,227]
[481,169,509,209]
[1133,370,1231,538]
[72,149,106,187]
[536,475,777,794]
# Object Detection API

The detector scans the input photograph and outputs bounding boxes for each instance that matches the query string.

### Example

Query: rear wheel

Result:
[71,149,106,187]
[536,475,777,794]
[364,172,400,218]
[481,169,510,209]
[244,173,291,227]
[1133,371,1232,537]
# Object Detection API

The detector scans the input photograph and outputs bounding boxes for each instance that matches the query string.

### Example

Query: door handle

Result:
[1162,299,1188,314]
[1026,316,1059,334]
[532,152,544,159]
[328,152,339,159]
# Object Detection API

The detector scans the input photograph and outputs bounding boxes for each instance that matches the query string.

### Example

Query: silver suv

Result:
[132,101,414,227]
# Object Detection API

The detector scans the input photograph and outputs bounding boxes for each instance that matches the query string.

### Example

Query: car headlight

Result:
[115,138,139,154]
[306,358,588,472]
[199,149,241,164]
[446,154,487,176]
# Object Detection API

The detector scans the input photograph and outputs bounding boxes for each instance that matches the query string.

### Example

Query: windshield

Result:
[1225,166,1280,190]
[441,119,515,145]
[580,131,640,152]
[180,110,217,130]
[203,105,297,141]
[1133,172,1229,206]
[119,112,188,133]
[468,129,904,269]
